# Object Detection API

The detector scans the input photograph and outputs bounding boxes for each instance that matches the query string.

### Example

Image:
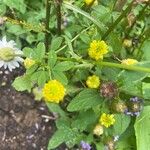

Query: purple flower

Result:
[130,97,142,102]
[125,97,143,117]
[80,141,91,150]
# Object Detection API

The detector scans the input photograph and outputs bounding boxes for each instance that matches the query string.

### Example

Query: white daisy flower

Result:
[0,36,23,71]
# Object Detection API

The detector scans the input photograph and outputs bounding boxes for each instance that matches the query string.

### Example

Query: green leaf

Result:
[48,129,67,150]
[52,70,68,85]
[38,71,48,87]
[35,42,45,61]
[50,36,63,51]
[134,106,150,150]
[23,47,34,58]
[46,103,66,118]
[96,143,105,150]
[12,75,32,92]
[142,82,150,99]
[67,89,102,112]
[108,33,122,54]
[118,61,150,96]
[48,50,57,68]
[71,109,97,131]
[26,64,38,74]
[3,0,26,13]
[63,2,106,32]
[7,24,26,35]
[141,39,150,61]
[113,114,131,136]
[53,61,74,72]
[48,120,79,149]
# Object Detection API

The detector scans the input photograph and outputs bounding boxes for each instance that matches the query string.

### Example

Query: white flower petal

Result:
[2,36,7,44]
[14,49,23,54]
[8,40,16,46]
[8,63,13,71]
[0,61,4,68]
[12,61,20,68]
[8,61,16,69]
[0,36,23,71]
[4,63,8,69]
[15,57,24,62]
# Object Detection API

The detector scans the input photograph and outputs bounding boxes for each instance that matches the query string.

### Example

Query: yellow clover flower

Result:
[88,40,108,60]
[42,80,66,103]
[86,75,100,88]
[24,58,35,69]
[84,0,98,6]
[99,113,115,128]
[121,59,138,65]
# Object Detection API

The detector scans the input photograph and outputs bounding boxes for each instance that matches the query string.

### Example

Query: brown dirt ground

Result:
[0,67,66,150]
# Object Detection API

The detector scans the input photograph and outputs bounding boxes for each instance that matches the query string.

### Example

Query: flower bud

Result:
[100,82,118,99]
[93,124,103,136]
[24,58,35,69]
[112,101,127,113]
[123,39,132,48]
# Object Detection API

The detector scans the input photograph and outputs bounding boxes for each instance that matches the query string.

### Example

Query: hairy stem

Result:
[45,0,51,52]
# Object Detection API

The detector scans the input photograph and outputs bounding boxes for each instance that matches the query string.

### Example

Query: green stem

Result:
[56,25,93,53]
[102,0,134,40]
[15,51,150,73]
[96,61,150,73]
[58,57,150,73]
[45,0,51,52]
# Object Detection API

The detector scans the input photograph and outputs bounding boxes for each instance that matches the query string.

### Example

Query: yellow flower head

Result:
[99,113,115,128]
[84,0,98,6]
[88,40,108,60]
[86,75,100,88]
[42,80,66,103]
[121,59,138,65]
[24,58,35,69]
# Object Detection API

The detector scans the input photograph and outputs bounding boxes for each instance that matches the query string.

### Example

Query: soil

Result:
[0,67,65,150]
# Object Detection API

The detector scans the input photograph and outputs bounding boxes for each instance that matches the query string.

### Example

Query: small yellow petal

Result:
[84,0,98,6]
[99,113,115,128]
[88,40,108,61]
[42,80,66,103]
[86,75,100,88]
